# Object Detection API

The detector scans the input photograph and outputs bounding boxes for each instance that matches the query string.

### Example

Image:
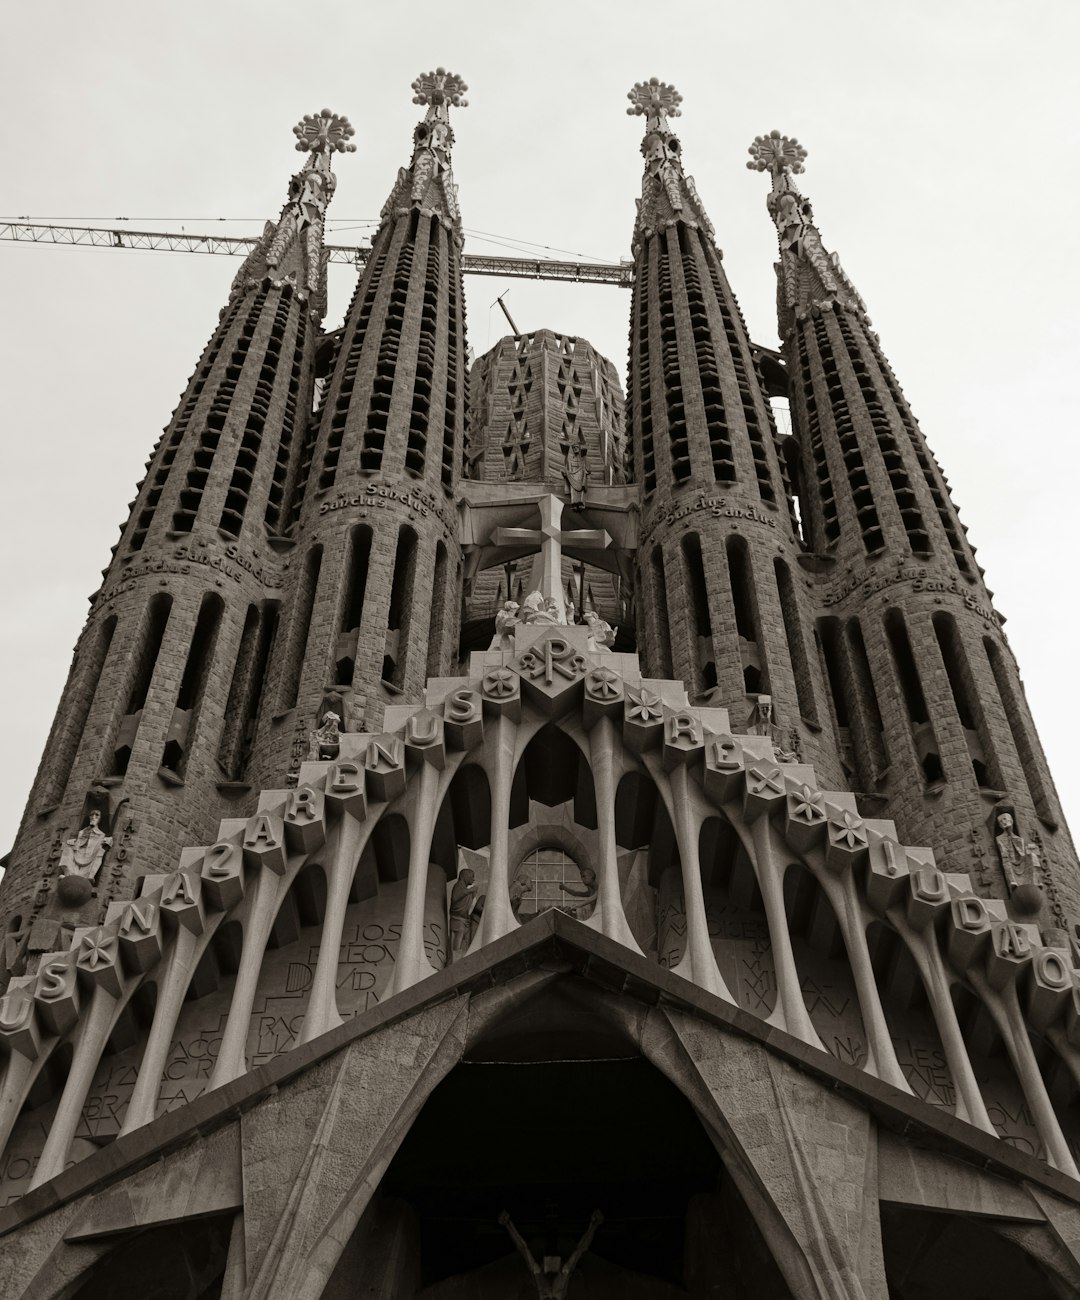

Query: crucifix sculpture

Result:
[492,495,611,624]
[499,1209,604,1299]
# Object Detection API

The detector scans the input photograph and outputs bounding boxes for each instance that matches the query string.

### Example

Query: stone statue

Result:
[520,591,561,626]
[583,610,616,652]
[499,1209,603,1299]
[307,711,342,762]
[562,442,588,507]
[448,868,479,959]
[995,812,1042,892]
[58,811,111,881]
[490,600,521,651]
[746,695,798,765]
[559,865,598,920]
[508,872,534,918]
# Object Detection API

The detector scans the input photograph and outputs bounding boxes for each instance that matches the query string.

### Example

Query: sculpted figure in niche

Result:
[490,600,521,651]
[58,811,112,881]
[510,851,595,923]
[996,812,1042,892]
[307,711,342,762]
[448,868,479,960]
[508,872,534,914]
[746,694,797,765]
[558,864,598,920]
[499,1209,603,1300]
[562,442,588,507]
[584,609,616,652]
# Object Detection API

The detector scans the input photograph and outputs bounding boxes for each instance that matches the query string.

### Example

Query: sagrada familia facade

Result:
[0,73,1078,1298]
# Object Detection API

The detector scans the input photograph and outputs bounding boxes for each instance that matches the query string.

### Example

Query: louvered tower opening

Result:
[173,289,267,535]
[128,299,244,553]
[812,315,882,553]
[363,213,419,473]
[317,244,391,494]
[835,313,929,556]
[264,301,308,534]
[655,236,690,485]
[699,231,772,499]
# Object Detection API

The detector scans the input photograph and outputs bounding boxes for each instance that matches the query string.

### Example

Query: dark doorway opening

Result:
[881,1204,1060,1299]
[375,1049,792,1298]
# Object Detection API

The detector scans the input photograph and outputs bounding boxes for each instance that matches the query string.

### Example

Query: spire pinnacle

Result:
[746,130,865,329]
[627,78,713,250]
[626,77,683,129]
[231,109,355,313]
[292,108,358,156]
[381,69,469,237]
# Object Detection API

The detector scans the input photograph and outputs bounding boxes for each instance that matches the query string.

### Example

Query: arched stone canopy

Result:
[3,626,1080,1205]
[7,938,1080,1300]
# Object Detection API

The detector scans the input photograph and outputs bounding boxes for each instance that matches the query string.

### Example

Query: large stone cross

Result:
[492,494,611,624]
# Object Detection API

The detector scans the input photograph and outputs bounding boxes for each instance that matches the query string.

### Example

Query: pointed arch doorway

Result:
[321,988,795,1299]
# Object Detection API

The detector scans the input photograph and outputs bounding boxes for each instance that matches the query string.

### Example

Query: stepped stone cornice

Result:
[4,628,1080,1197]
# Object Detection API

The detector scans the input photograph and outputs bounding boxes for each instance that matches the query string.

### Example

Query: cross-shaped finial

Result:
[412,68,469,109]
[626,77,683,123]
[746,130,807,179]
[292,110,357,155]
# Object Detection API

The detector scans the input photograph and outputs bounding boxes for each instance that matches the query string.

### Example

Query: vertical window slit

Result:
[846,618,888,781]
[163,594,223,777]
[651,546,673,678]
[109,595,173,776]
[385,527,418,688]
[984,637,1054,825]
[774,559,817,724]
[726,536,765,695]
[681,533,715,692]
[218,603,278,780]
[427,542,449,679]
[280,545,322,711]
[335,526,372,686]
[884,608,942,785]
[931,612,999,789]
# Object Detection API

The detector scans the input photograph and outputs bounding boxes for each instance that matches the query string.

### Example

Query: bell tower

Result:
[748,130,1079,919]
[0,110,353,959]
[625,82,840,784]
[258,72,469,787]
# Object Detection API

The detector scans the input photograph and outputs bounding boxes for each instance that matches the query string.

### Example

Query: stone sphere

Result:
[1009,883,1045,919]
[56,875,93,908]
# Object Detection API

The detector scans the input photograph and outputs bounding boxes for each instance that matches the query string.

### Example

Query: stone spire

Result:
[746,130,865,337]
[0,113,357,955]
[627,77,714,254]
[746,131,1079,907]
[379,67,468,242]
[623,84,833,785]
[230,109,355,319]
[266,73,471,764]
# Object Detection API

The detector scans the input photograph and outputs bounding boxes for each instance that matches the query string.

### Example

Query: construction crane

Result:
[0,220,787,389]
[0,221,633,287]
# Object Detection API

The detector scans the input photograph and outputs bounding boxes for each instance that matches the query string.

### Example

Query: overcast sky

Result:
[1,1,1078,863]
